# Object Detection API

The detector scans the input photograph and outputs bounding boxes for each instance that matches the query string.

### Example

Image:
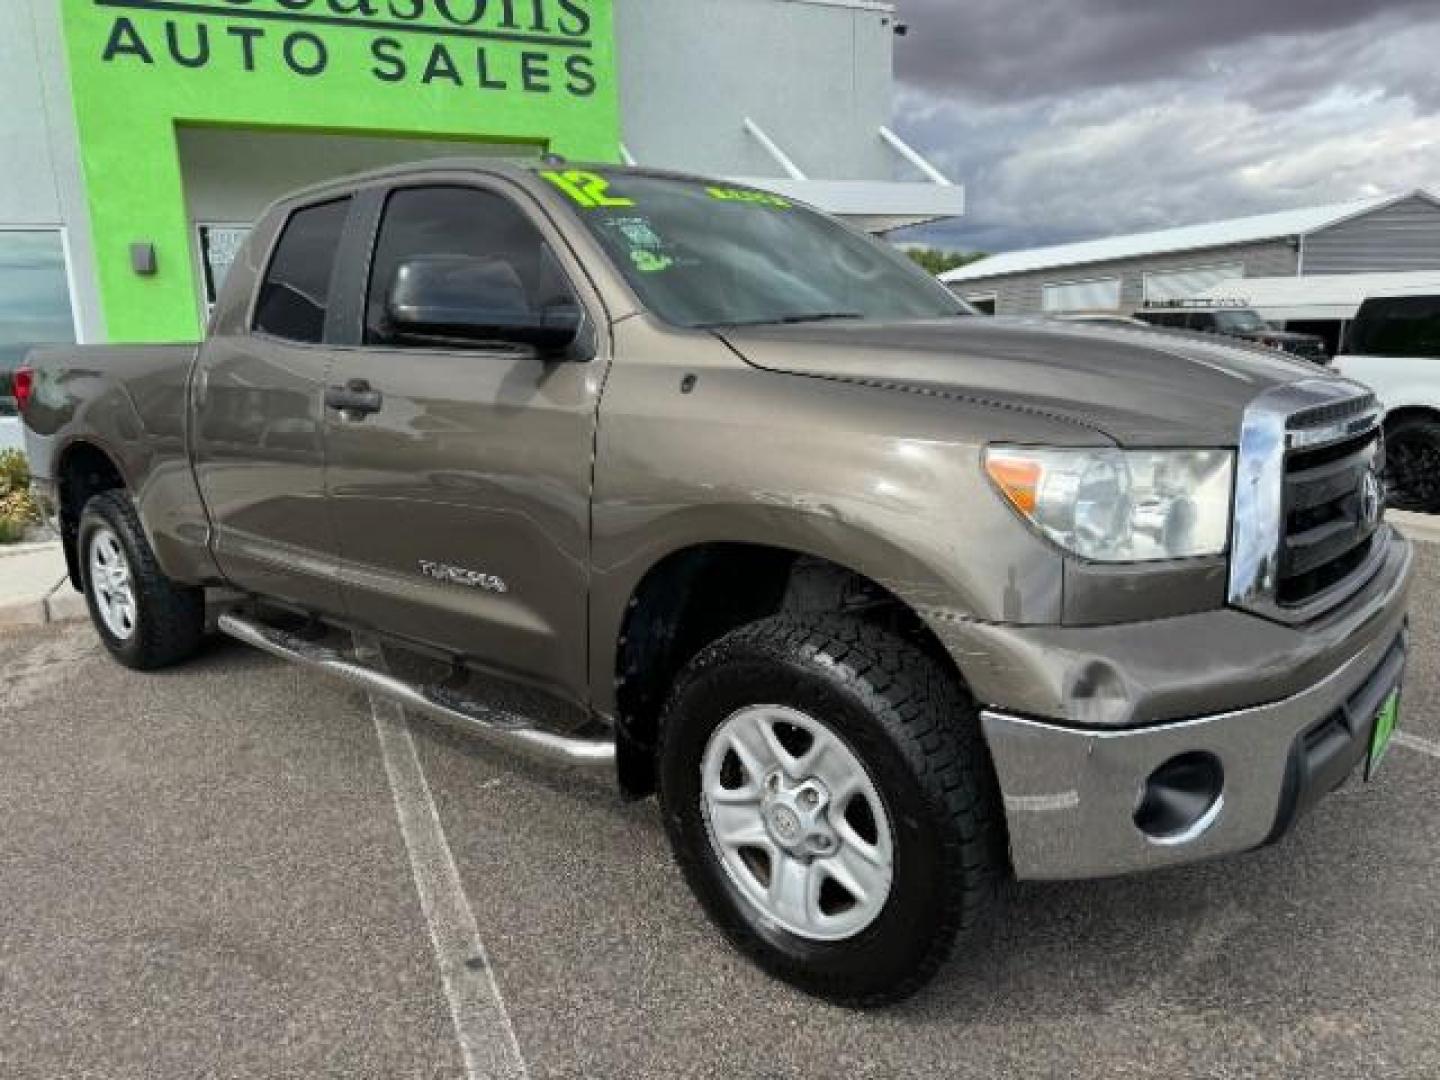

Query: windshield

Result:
[537,169,971,328]
[1213,309,1270,333]
[1348,295,1440,358]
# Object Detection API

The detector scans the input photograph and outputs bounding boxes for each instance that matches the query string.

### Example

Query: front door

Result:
[192,196,354,615]
[323,181,608,703]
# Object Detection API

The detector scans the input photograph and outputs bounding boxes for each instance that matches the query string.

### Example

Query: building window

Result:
[1043,277,1121,313]
[0,230,76,411]
[199,224,252,309]
[964,292,997,315]
[1142,263,1245,304]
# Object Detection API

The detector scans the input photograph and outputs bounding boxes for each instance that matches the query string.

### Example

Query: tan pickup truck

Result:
[19,161,1412,1005]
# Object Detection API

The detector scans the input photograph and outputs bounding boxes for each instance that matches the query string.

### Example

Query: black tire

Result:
[78,490,205,671]
[657,614,1007,1007]
[1385,415,1440,513]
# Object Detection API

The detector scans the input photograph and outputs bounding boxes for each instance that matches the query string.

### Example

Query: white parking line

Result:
[356,635,529,1080]
[1395,731,1440,761]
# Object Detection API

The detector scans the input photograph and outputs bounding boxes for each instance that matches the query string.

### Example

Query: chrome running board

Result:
[218,612,616,779]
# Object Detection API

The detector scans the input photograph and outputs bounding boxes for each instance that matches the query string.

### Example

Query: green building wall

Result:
[59,0,620,342]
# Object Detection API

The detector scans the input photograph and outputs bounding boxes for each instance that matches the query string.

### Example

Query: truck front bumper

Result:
[943,530,1413,880]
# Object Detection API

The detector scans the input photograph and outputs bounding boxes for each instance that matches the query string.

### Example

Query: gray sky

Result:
[892,0,1440,253]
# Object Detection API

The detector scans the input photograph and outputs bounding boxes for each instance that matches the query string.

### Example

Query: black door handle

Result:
[325,379,383,417]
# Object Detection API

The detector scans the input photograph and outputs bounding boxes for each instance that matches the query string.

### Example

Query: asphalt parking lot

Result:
[2,544,1439,1079]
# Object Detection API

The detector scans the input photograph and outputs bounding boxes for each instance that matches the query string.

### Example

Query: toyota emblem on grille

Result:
[1359,469,1384,529]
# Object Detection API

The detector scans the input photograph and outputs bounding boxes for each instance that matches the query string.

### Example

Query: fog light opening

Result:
[1134,751,1224,845]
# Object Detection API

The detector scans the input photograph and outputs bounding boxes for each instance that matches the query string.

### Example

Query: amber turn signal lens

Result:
[984,456,1042,514]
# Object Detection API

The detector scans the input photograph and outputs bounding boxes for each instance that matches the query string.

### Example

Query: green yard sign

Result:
[58,0,620,341]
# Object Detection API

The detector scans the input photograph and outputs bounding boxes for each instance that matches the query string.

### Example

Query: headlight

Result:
[983,446,1234,562]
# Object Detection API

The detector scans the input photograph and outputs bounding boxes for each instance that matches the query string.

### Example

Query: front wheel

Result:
[657,615,1007,1006]
[79,490,205,670]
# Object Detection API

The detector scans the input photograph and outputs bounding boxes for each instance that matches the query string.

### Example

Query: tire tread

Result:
[80,490,205,670]
[658,613,1008,1007]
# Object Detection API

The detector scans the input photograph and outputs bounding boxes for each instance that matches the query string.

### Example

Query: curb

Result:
[1389,511,1440,545]
[0,578,87,630]
[0,538,85,630]
[0,540,63,559]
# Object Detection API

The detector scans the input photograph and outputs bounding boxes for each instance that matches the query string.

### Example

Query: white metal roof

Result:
[941,192,1428,284]
[1199,270,1440,322]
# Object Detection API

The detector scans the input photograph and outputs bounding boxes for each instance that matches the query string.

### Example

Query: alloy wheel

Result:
[89,526,137,640]
[700,704,895,942]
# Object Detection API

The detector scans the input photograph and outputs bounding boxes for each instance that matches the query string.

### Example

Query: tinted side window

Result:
[1143,312,1182,328]
[366,186,576,346]
[253,198,351,344]
[1349,296,1440,358]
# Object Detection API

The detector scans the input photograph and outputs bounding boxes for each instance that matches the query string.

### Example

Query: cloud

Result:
[891,1,1440,252]
[895,0,1435,103]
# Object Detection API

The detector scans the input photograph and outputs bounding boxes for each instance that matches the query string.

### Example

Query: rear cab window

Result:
[253,197,352,344]
[1348,295,1440,358]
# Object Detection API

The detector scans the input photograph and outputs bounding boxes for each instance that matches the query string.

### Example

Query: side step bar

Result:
[218,612,617,779]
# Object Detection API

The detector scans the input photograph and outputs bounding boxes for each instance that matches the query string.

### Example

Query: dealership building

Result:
[1,0,964,363]
[943,191,1440,319]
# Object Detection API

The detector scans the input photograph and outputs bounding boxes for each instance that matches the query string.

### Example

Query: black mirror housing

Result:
[385,255,582,352]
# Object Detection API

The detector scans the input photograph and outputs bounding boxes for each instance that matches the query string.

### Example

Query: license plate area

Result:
[1367,689,1402,780]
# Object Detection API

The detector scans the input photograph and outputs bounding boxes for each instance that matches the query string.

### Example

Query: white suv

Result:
[1335,292,1440,512]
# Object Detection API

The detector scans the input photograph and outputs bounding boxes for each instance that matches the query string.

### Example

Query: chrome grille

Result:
[1277,425,1383,605]
[1230,379,1387,623]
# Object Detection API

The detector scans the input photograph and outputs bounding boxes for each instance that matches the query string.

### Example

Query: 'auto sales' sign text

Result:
[96,0,600,97]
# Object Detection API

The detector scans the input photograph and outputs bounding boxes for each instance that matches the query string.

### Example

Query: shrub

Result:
[0,447,29,491]
[0,448,38,544]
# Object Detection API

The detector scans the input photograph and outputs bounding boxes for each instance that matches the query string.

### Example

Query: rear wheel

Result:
[1385,415,1440,513]
[79,491,205,670]
[657,614,1007,1006]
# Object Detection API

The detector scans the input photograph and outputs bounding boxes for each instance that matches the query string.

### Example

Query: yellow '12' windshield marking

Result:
[540,170,635,208]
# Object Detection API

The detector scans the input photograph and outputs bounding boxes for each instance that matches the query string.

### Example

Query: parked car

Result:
[1335,291,1440,511]
[1136,303,1330,363]
[18,162,1412,1005]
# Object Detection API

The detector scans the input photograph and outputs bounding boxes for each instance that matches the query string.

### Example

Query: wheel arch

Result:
[55,438,129,590]
[605,539,969,798]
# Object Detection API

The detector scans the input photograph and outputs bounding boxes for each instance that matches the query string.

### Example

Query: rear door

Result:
[322,179,609,702]
[192,195,354,614]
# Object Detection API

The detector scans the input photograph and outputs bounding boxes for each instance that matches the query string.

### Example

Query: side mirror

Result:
[384,255,582,352]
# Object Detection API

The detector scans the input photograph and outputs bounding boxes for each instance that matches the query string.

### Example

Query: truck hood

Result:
[716,316,1331,446]
[1237,328,1324,346]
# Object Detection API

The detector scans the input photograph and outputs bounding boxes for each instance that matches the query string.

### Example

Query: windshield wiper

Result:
[698,311,864,329]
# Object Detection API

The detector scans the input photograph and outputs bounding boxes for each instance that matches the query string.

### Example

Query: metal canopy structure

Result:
[622,119,966,234]
[731,117,966,233]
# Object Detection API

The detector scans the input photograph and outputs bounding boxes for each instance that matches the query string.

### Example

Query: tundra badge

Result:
[419,561,509,594]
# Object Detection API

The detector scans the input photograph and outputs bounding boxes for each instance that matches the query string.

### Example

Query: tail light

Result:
[12,366,34,413]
